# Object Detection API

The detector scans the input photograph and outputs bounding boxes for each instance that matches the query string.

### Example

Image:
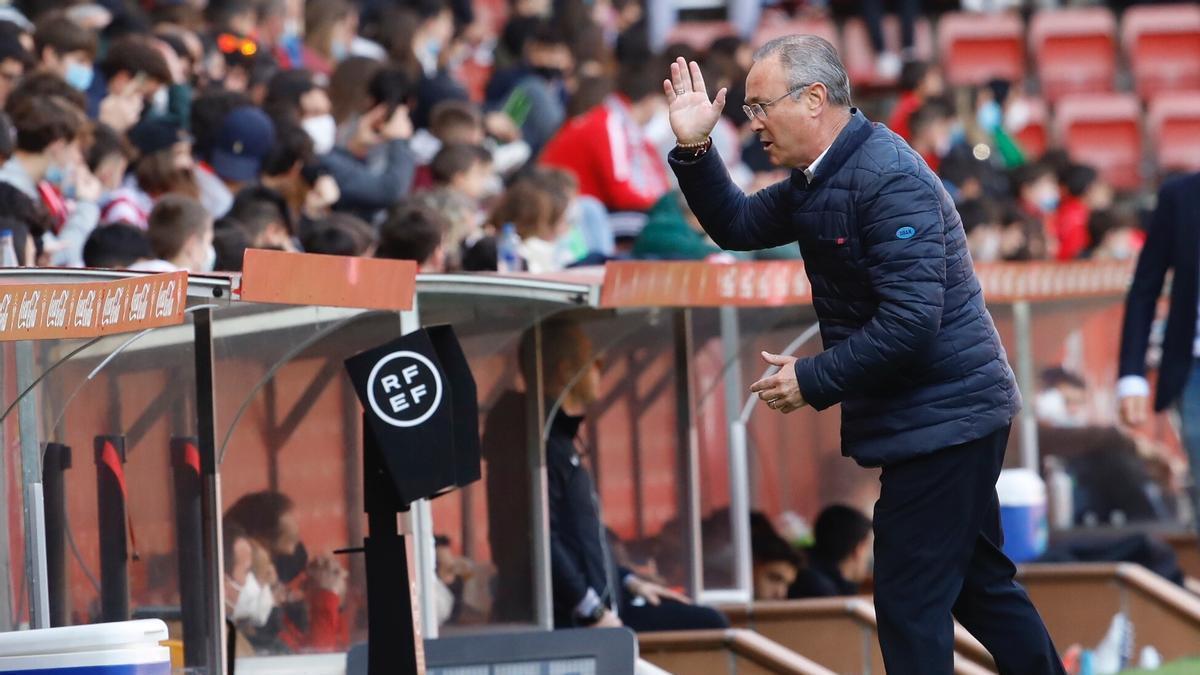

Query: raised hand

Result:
[662,56,727,145]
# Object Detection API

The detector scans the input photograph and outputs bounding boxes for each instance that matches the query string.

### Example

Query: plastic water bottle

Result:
[497,223,523,273]
[0,229,18,267]
[1044,456,1074,530]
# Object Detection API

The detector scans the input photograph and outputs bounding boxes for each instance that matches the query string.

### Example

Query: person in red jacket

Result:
[540,61,669,214]
[888,61,944,142]
[1052,163,1112,261]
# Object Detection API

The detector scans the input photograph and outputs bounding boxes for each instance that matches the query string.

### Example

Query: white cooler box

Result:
[0,620,169,674]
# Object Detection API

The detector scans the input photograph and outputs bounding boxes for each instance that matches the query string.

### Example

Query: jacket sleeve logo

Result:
[896,226,916,240]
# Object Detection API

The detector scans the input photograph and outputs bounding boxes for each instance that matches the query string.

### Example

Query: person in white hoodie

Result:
[0,92,99,266]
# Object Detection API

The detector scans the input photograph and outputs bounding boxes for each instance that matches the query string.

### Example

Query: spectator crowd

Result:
[0,0,1156,281]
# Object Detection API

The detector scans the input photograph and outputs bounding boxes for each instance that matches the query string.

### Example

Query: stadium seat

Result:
[1055,93,1143,189]
[1010,97,1049,158]
[1148,91,1200,173]
[1029,7,1116,102]
[752,14,839,52]
[937,11,1025,86]
[1122,4,1200,100]
[665,20,739,51]
[842,16,935,88]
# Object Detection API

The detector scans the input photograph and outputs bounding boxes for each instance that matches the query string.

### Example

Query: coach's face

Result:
[744,55,826,170]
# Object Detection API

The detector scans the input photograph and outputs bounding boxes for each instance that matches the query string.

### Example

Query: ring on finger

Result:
[674,88,685,95]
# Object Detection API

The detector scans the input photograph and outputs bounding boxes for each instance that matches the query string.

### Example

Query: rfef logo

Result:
[896,226,916,240]
[366,351,443,427]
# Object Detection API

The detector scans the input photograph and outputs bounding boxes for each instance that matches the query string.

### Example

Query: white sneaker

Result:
[876,52,902,80]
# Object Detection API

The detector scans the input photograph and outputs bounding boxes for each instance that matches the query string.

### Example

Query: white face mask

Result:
[481,173,503,199]
[1036,389,1086,428]
[302,114,337,155]
[229,571,275,627]
[1005,99,1031,132]
[150,87,169,116]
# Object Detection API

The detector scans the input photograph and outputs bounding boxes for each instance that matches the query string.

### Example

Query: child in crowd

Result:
[132,194,214,272]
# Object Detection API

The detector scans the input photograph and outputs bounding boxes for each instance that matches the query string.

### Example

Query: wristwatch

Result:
[577,603,607,626]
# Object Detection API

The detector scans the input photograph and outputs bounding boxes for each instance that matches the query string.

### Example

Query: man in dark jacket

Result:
[663,36,1063,674]
[1118,172,1200,530]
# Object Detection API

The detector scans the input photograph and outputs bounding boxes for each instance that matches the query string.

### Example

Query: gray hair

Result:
[753,35,852,107]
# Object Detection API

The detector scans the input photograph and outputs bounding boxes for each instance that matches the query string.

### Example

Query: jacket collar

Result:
[790,108,873,191]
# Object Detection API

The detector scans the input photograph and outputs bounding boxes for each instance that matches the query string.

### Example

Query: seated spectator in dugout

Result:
[789,505,873,599]
[752,530,802,601]
[225,491,349,653]
[521,316,729,631]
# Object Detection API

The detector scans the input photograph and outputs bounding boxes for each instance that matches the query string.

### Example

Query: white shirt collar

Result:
[803,143,833,182]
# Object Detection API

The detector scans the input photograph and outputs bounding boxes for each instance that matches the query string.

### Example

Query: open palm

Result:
[663,57,728,145]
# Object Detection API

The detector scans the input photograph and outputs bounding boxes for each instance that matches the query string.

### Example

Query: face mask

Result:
[331,41,348,62]
[203,244,216,272]
[418,39,442,75]
[424,40,442,63]
[949,123,966,147]
[65,62,93,91]
[273,541,309,585]
[1037,192,1060,214]
[1005,99,1030,132]
[934,133,953,158]
[149,87,169,116]
[284,18,302,41]
[977,101,1002,132]
[1036,389,1086,428]
[229,572,276,627]
[302,114,337,155]
[44,164,67,187]
[481,173,503,199]
[532,66,564,80]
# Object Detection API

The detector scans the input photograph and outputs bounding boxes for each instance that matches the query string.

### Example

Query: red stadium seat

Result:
[1055,93,1143,189]
[1010,97,1049,158]
[752,14,839,51]
[1148,91,1200,173]
[937,11,1025,86]
[842,16,935,88]
[1122,5,1200,100]
[665,21,738,51]
[1029,7,1116,102]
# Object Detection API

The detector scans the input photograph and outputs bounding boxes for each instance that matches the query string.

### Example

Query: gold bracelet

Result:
[675,136,710,149]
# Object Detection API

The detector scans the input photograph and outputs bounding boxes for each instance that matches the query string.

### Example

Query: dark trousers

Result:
[862,0,921,54]
[619,597,729,633]
[873,424,1066,675]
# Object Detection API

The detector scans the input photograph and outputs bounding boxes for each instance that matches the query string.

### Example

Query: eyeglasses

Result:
[742,83,812,122]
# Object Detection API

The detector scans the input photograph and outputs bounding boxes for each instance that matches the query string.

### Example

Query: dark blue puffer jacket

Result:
[670,110,1021,467]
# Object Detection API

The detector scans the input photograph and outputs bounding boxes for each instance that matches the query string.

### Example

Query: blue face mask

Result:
[44,164,66,186]
[949,123,966,147]
[976,101,1002,132]
[1038,193,1060,213]
[65,62,93,92]
[331,41,348,62]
